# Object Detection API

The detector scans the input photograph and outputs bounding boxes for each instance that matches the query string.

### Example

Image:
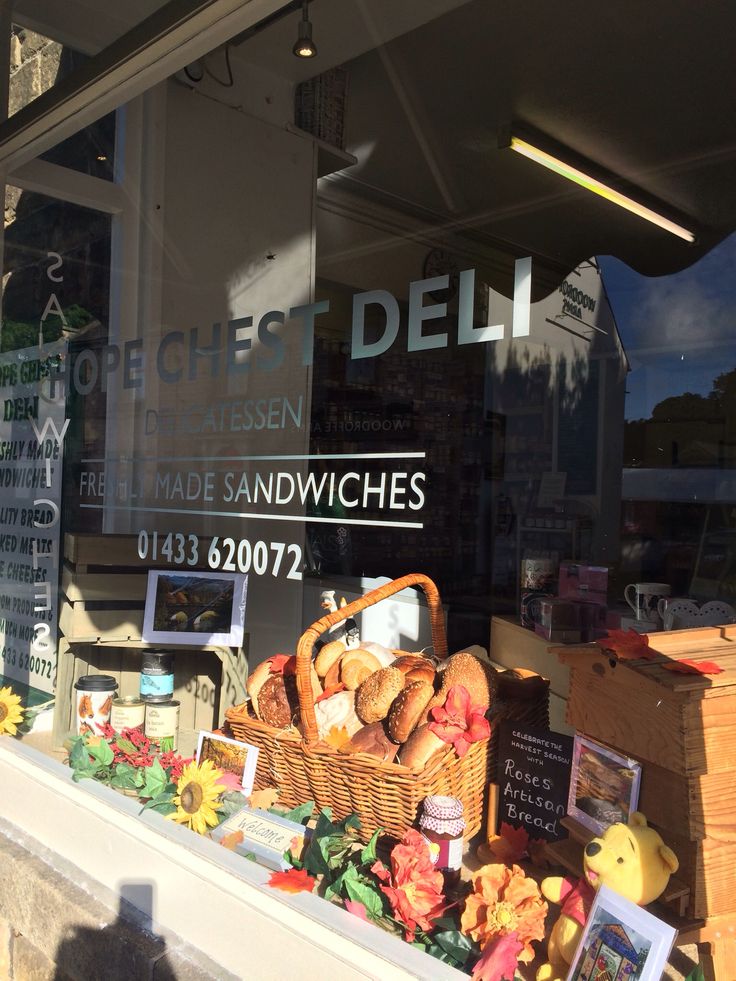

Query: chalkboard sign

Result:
[496,723,574,841]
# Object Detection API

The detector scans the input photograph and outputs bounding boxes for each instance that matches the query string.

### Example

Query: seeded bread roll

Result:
[393,655,436,687]
[434,651,497,710]
[258,673,298,729]
[340,721,398,762]
[340,649,382,689]
[399,723,447,770]
[355,666,404,724]
[387,680,435,743]
[314,639,346,678]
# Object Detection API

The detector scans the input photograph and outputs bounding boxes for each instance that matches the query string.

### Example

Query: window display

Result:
[1,2,736,978]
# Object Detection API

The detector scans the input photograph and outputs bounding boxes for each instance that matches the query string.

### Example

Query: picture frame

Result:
[142,570,247,646]
[567,734,641,836]
[196,730,259,797]
[567,884,677,981]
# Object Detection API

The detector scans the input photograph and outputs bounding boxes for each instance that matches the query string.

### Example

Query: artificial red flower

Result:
[268,867,317,894]
[461,863,547,964]
[371,829,447,941]
[429,685,490,757]
[471,932,523,981]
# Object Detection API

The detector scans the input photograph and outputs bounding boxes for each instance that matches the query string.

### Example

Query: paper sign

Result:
[211,807,308,870]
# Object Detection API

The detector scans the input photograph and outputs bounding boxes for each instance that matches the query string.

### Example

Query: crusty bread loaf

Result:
[387,680,435,743]
[399,723,447,769]
[339,721,398,762]
[246,659,273,719]
[258,673,298,729]
[355,666,404,724]
[314,639,346,678]
[434,651,497,710]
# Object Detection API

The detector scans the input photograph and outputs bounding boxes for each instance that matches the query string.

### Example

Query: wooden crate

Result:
[554,625,736,919]
[54,534,249,750]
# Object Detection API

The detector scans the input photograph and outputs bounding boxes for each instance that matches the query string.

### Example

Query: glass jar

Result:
[418,795,465,890]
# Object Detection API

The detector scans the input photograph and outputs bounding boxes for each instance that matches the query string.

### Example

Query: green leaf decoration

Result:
[433,929,473,966]
[344,877,384,920]
[149,801,178,817]
[360,829,381,865]
[115,737,137,755]
[684,970,706,981]
[142,790,176,812]
[88,739,115,767]
[218,792,247,819]
[159,736,175,753]
[325,861,359,901]
[69,737,90,770]
[277,801,315,825]
[426,944,460,967]
[110,763,141,790]
[142,758,168,799]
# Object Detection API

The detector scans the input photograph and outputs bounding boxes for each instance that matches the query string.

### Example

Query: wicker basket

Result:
[487,668,550,772]
[226,573,493,842]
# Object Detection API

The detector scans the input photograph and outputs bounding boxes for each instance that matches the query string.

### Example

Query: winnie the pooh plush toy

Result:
[536,813,679,981]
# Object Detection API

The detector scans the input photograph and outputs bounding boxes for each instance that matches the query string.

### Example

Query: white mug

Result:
[624,582,671,622]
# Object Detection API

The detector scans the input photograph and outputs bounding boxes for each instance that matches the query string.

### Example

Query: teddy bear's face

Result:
[583,817,677,906]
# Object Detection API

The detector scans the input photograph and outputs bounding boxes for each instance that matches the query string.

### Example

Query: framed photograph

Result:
[567,884,677,981]
[142,571,247,646]
[196,731,259,796]
[568,734,641,836]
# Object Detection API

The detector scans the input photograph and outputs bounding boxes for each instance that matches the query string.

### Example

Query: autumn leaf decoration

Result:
[486,822,530,864]
[268,655,297,676]
[663,658,724,676]
[471,932,523,981]
[268,867,317,894]
[594,629,655,662]
[429,685,491,758]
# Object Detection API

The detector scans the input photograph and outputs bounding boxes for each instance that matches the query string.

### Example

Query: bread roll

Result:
[340,649,382,689]
[358,641,395,667]
[436,651,497,710]
[258,673,298,729]
[314,639,346,678]
[393,655,436,687]
[246,659,273,719]
[314,689,362,740]
[340,721,398,762]
[399,723,447,770]
[388,680,435,743]
[355,666,404,724]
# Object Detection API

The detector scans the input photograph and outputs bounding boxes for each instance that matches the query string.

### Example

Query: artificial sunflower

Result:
[168,759,226,834]
[0,686,24,736]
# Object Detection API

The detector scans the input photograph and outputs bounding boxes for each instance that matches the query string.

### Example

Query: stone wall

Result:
[0,819,236,981]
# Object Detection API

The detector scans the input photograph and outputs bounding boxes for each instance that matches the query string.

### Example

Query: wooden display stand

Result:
[53,534,249,754]
[552,625,736,981]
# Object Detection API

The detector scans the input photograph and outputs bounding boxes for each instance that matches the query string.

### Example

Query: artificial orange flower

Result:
[268,867,317,894]
[371,829,447,941]
[461,863,547,964]
[428,684,490,757]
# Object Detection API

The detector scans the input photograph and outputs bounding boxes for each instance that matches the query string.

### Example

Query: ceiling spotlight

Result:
[502,130,696,243]
[293,0,317,58]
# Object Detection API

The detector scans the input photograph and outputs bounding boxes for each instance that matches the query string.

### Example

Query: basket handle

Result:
[296,574,447,746]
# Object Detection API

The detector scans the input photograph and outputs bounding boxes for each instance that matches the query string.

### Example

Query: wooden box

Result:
[54,534,249,751]
[555,625,736,919]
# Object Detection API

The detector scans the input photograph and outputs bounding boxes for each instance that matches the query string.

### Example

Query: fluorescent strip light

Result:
[509,136,695,243]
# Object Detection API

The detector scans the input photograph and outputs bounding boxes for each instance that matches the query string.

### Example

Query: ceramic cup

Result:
[624,582,671,623]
